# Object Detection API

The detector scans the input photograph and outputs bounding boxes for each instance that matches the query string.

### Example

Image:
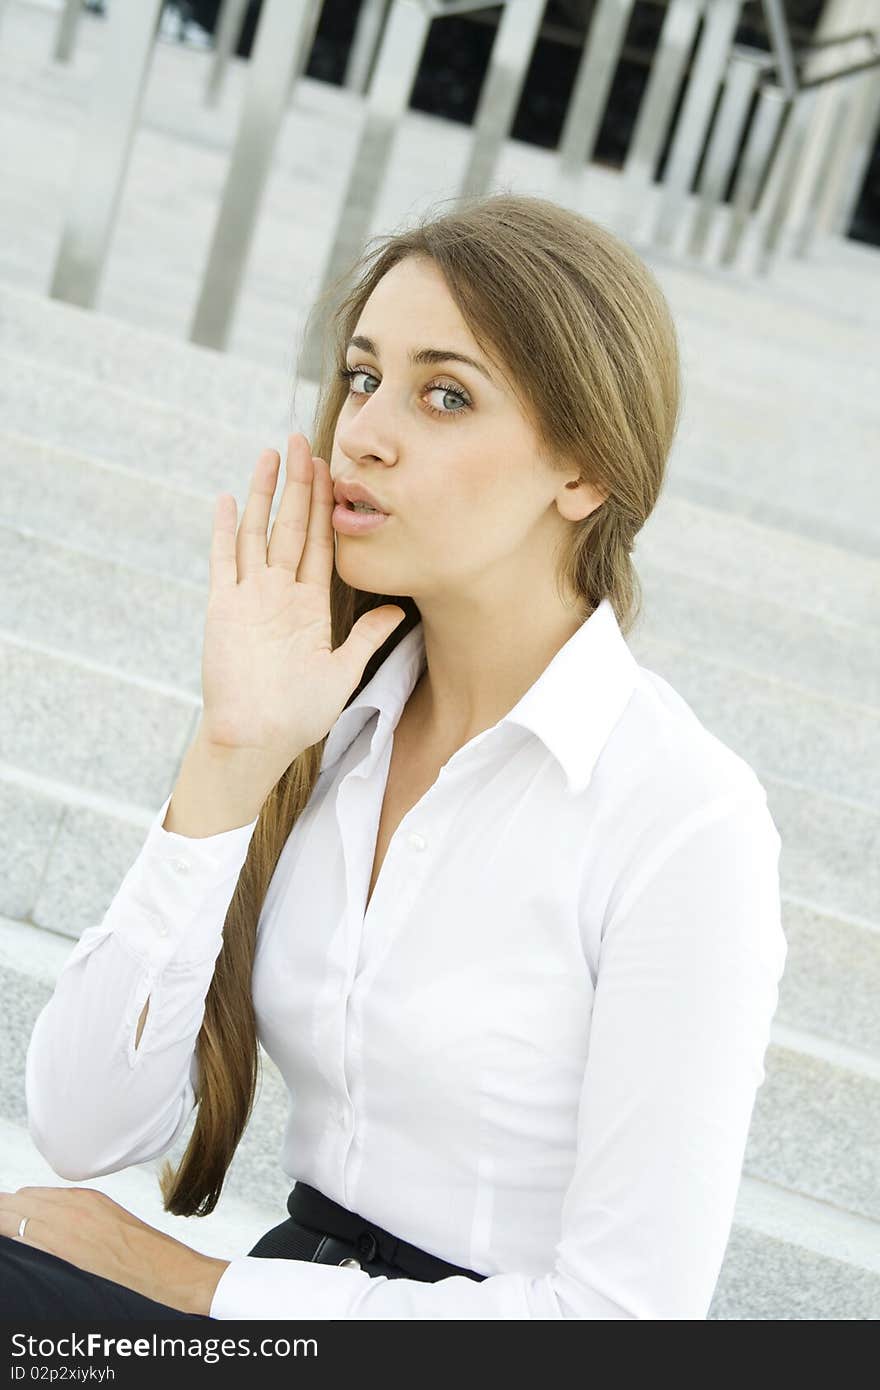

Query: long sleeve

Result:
[209,787,786,1319]
[25,794,259,1182]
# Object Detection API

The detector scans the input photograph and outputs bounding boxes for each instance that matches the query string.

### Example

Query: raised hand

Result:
[199,432,406,774]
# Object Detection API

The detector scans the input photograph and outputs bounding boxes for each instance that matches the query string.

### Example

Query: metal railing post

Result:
[717,80,787,266]
[298,0,431,382]
[49,0,165,308]
[288,0,324,98]
[343,0,390,94]
[789,75,853,256]
[686,49,764,261]
[651,0,744,252]
[826,57,880,235]
[555,0,635,196]
[753,85,819,274]
[205,0,250,108]
[759,0,800,96]
[53,0,83,65]
[190,0,318,350]
[459,0,543,198]
[615,0,706,241]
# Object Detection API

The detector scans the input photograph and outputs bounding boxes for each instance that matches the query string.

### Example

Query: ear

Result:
[559,477,608,522]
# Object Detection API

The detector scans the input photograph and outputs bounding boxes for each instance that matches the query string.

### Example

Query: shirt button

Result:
[338,1258,362,1269]
[168,858,190,875]
[407,832,427,850]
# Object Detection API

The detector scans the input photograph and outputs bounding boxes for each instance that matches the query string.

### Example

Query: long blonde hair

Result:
[158,192,681,1216]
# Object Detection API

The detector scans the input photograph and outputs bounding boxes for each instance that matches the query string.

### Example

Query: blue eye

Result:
[337,366,472,421]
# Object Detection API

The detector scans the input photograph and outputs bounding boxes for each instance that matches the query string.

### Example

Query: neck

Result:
[407,591,590,751]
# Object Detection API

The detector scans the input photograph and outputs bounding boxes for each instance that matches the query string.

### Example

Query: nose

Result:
[335,382,400,465]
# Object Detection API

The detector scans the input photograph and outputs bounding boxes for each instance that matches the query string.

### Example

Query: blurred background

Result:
[0,0,878,1320]
[144,0,880,246]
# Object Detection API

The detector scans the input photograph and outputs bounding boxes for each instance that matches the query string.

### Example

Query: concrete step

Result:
[774,900,879,1058]
[0,350,303,507]
[1,914,877,1318]
[628,615,879,805]
[716,1174,880,1319]
[0,282,289,438]
[637,500,879,637]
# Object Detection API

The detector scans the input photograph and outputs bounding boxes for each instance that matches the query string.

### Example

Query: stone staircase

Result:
[1,0,878,1317]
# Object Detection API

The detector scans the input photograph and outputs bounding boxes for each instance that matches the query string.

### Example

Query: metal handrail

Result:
[744,27,880,90]
[759,0,880,88]
[760,0,799,95]
[731,25,880,273]
[658,0,879,277]
[792,52,880,92]
[789,29,879,52]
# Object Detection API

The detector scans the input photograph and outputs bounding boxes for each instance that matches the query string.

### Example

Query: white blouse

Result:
[25,598,787,1319]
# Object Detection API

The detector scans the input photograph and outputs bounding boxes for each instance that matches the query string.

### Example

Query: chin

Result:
[333,547,390,584]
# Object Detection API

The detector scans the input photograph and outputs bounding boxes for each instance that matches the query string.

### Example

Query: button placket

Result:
[351,810,437,999]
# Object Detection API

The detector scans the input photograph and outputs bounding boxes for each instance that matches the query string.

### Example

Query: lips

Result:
[333,478,390,514]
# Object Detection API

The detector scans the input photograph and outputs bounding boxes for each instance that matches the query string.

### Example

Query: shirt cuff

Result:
[209,1255,365,1319]
[208,1255,550,1319]
[105,793,260,969]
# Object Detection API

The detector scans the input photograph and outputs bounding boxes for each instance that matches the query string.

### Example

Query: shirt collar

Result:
[319,597,639,796]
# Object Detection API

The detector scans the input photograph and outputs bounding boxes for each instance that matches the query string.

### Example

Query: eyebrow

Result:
[346,334,496,385]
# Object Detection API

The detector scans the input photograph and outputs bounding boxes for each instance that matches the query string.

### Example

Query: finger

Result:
[292,453,334,590]
[266,433,315,576]
[209,492,238,592]
[237,447,281,582]
[0,1210,41,1244]
[0,1187,66,1207]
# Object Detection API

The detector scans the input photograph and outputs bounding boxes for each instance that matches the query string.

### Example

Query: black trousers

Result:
[0,1182,486,1319]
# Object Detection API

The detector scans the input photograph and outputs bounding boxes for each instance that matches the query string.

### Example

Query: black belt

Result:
[283,1182,487,1284]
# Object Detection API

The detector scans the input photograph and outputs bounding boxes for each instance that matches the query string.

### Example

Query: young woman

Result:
[1,193,786,1319]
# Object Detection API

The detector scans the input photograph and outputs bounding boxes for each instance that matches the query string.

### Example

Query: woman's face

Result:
[330,255,598,608]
